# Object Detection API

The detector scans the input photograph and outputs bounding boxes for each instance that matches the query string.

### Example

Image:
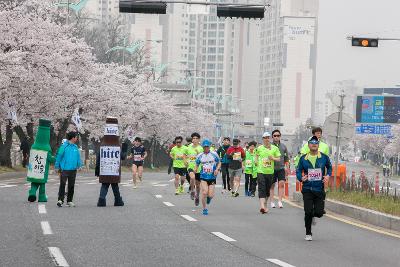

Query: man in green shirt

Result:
[170,136,187,195]
[255,132,281,214]
[300,127,330,156]
[185,132,204,206]
[244,141,257,197]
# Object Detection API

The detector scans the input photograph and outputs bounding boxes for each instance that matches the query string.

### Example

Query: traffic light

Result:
[217,5,265,19]
[351,37,379,47]
[119,0,167,14]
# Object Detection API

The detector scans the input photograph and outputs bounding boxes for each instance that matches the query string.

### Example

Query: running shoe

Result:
[278,201,283,208]
[66,202,75,207]
[271,202,276,208]
[175,189,180,195]
[305,235,313,241]
[179,185,184,194]
[251,193,255,197]
[231,191,235,197]
[190,191,195,200]
[133,185,137,189]
[202,209,208,215]
[57,200,63,207]
[206,196,212,205]
[234,192,239,197]
[195,197,200,206]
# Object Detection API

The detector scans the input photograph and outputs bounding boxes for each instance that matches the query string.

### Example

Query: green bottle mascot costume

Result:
[27,119,55,202]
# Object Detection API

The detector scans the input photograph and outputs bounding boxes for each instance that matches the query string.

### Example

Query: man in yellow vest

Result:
[300,127,329,156]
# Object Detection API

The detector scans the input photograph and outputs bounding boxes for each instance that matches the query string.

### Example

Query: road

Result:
[1,171,399,267]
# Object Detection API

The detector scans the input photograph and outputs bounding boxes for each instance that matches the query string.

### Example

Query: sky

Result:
[316,0,400,96]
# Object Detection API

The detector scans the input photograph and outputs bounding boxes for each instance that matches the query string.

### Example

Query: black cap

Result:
[308,136,319,144]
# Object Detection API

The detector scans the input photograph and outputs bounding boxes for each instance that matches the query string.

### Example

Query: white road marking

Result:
[41,221,53,235]
[163,202,175,207]
[181,215,197,222]
[211,232,236,242]
[0,185,17,188]
[38,205,47,214]
[267,259,296,267]
[85,182,97,185]
[168,178,175,182]
[152,182,159,185]
[48,247,69,267]
[153,184,168,187]
[155,195,162,198]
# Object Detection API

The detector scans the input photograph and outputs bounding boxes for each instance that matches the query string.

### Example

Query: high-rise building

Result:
[257,0,319,136]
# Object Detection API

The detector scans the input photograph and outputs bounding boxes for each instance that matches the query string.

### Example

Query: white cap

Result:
[262,132,271,138]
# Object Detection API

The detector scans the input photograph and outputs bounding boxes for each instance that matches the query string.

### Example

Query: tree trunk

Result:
[0,122,14,167]
[50,119,70,153]
[81,131,90,160]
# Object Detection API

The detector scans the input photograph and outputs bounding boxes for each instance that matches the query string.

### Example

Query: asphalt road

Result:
[1,171,399,267]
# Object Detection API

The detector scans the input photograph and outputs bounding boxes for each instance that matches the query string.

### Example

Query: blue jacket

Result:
[296,152,332,192]
[55,141,82,171]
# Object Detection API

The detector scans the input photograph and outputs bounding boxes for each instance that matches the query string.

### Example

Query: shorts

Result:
[272,169,286,183]
[229,168,242,178]
[174,168,187,176]
[187,169,201,181]
[132,161,143,167]
[257,173,273,199]
[200,179,216,186]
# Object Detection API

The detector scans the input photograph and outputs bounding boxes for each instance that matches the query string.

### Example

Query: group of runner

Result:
[128,127,332,241]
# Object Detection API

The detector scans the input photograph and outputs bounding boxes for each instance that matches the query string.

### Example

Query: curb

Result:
[292,192,400,232]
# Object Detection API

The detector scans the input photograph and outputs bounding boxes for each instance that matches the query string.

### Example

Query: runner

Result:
[167,141,176,175]
[300,127,329,156]
[270,130,289,208]
[195,139,221,215]
[216,137,231,193]
[127,137,147,189]
[185,137,193,193]
[170,136,187,195]
[226,139,246,197]
[185,132,203,206]
[244,141,257,197]
[297,136,332,241]
[255,132,281,214]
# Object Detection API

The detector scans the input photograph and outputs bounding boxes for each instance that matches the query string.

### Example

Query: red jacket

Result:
[226,146,245,170]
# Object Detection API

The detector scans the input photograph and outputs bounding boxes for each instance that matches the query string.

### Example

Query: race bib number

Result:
[27,149,47,180]
[262,158,272,168]
[100,146,121,176]
[245,160,252,168]
[133,155,142,161]
[176,154,184,160]
[308,168,322,181]
[233,152,242,161]
[203,164,213,174]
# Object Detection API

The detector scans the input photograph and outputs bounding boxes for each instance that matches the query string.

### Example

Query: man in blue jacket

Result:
[296,136,332,241]
[55,131,82,207]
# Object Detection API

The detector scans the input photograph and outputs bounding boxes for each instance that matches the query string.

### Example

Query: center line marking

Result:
[49,247,69,267]
[212,232,236,242]
[181,215,197,222]
[267,259,296,267]
[38,204,47,214]
[41,221,53,235]
[155,195,162,198]
[163,202,175,207]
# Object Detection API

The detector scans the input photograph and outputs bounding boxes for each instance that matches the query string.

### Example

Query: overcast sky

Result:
[316,0,400,96]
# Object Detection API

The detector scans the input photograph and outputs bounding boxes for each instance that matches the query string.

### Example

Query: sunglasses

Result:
[273,135,281,137]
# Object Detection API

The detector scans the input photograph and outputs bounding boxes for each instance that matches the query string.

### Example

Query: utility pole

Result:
[334,91,345,190]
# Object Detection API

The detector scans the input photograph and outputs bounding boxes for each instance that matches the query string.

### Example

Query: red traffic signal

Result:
[217,5,265,19]
[351,37,379,47]
[119,0,167,14]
